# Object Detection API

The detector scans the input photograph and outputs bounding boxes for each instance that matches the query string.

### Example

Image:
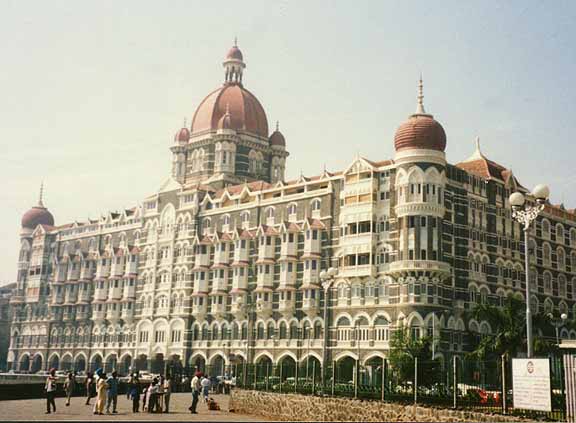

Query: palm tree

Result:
[468,296,550,359]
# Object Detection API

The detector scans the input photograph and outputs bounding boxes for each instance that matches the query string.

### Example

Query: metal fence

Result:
[190,355,566,421]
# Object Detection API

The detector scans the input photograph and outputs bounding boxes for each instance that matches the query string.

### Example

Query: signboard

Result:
[512,358,552,412]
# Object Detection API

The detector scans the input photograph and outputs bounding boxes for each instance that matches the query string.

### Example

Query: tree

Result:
[468,295,550,360]
[388,327,440,387]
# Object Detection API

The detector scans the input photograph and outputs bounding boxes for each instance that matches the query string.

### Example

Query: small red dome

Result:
[394,114,446,152]
[174,127,190,143]
[22,206,54,229]
[226,46,243,61]
[269,130,285,147]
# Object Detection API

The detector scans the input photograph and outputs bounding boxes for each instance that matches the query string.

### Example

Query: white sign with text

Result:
[512,358,552,412]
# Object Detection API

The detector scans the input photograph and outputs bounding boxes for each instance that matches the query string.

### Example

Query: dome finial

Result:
[276,120,279,131]
[38,181,44,207]
[416,74,426,114]
[183,117,187,128]
[234,36,238,47]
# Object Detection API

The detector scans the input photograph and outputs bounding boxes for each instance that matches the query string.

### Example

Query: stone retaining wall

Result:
[230,390,529,422]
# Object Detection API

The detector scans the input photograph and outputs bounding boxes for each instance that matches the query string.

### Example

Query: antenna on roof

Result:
[416,74,426,115]
[38,181,45,207]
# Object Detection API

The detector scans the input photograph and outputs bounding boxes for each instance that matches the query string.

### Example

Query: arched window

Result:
[558,248,566,270]
[222,215,231,227]
[557,224,565,243]
[544,272,552,294]
[287,204,297,216]
[267,322,275,339]
[311,199,321,211]
[543,243,552,266]
[279,322,287,339]
[289,322,298,339]
[542,219,551,239]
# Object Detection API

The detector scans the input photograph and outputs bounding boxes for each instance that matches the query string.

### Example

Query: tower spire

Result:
[183,117,187,128]
[234,36,238,47]
[416,74,426,114]
[38,181,44,207]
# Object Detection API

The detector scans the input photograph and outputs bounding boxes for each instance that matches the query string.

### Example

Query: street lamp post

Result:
[509,184,550,358]
[319,267,338,388]
[548,313,568,345]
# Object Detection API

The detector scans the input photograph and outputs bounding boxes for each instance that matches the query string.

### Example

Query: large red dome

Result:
[191,84,269,138]
[394,114,446,152]
[22,206,54,229]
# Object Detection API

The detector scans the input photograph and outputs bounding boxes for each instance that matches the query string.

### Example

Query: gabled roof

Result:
[456,137,515,183]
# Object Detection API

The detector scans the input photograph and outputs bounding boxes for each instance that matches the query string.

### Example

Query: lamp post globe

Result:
[561,313,568,321]
[532,184,550,202]
[509,192,525,208]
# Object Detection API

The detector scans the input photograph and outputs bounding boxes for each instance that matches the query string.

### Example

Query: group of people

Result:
[44,369,79,413]
[188,371,214,414]
[84,368,119,414]
[44,368,222,415]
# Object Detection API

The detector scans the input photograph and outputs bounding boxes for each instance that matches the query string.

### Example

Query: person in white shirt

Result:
[188,372,202,414]
[201,376,211,403]
[45,368,57,414]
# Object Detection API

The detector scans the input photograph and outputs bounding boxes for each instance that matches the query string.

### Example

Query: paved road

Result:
[0,393,268,421]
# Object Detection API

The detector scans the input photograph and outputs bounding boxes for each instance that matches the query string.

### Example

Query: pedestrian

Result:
[128,373,141,413]
[64,371,76,406]
[201,374,211,403]
[105,371,118,414]
[93,371,107,415]
[141,383,148,412]
[147,378,158,413]
[188,371,201,414]
[85,371,93,405]
[44,368,57,414]
[157,376,164,412]
[162,375,172,413]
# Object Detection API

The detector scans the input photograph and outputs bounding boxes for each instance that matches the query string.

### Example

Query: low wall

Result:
[230,390,529,422]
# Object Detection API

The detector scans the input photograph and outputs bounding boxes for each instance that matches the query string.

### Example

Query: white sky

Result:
[1,0,576,283]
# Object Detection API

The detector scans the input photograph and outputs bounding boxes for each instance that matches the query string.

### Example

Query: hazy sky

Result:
[1,0,576,283]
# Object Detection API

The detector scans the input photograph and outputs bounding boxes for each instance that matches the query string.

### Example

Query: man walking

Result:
[44,368,57,414]
[188,371,201,414]
[162,375,172,413]
[93,371,107,415]
[105,371,119,414]
[85,371,93,405]
[64,372,75,406]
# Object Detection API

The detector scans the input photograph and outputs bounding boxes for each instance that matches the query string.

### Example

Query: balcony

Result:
[302,296,320,318]
[92,309,106,322]
[111,259,125,277]
[280,239,297,259]
[194,253,210,269]
[80,265,95,281]
[106,306,121,323]
[123,284,136,299]
[95,263,110,279]
[64,290,78,304]
[214,244,230,266]
[67,266,80,281]
[76,310,90,320]
[121,307,134,323]
[209,299,227,319]
[339,264,374,278]
[51,294,65,305]
[233,244,249,263]
[77,290,91,303]
[191,296,208,321]
[124,260,138,276]
[93,288,108,302]
[388,260,451,277]
[278,294,296,318]
[108,286,122,301]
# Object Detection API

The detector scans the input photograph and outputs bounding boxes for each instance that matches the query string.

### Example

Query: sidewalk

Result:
[0,393,268,421]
